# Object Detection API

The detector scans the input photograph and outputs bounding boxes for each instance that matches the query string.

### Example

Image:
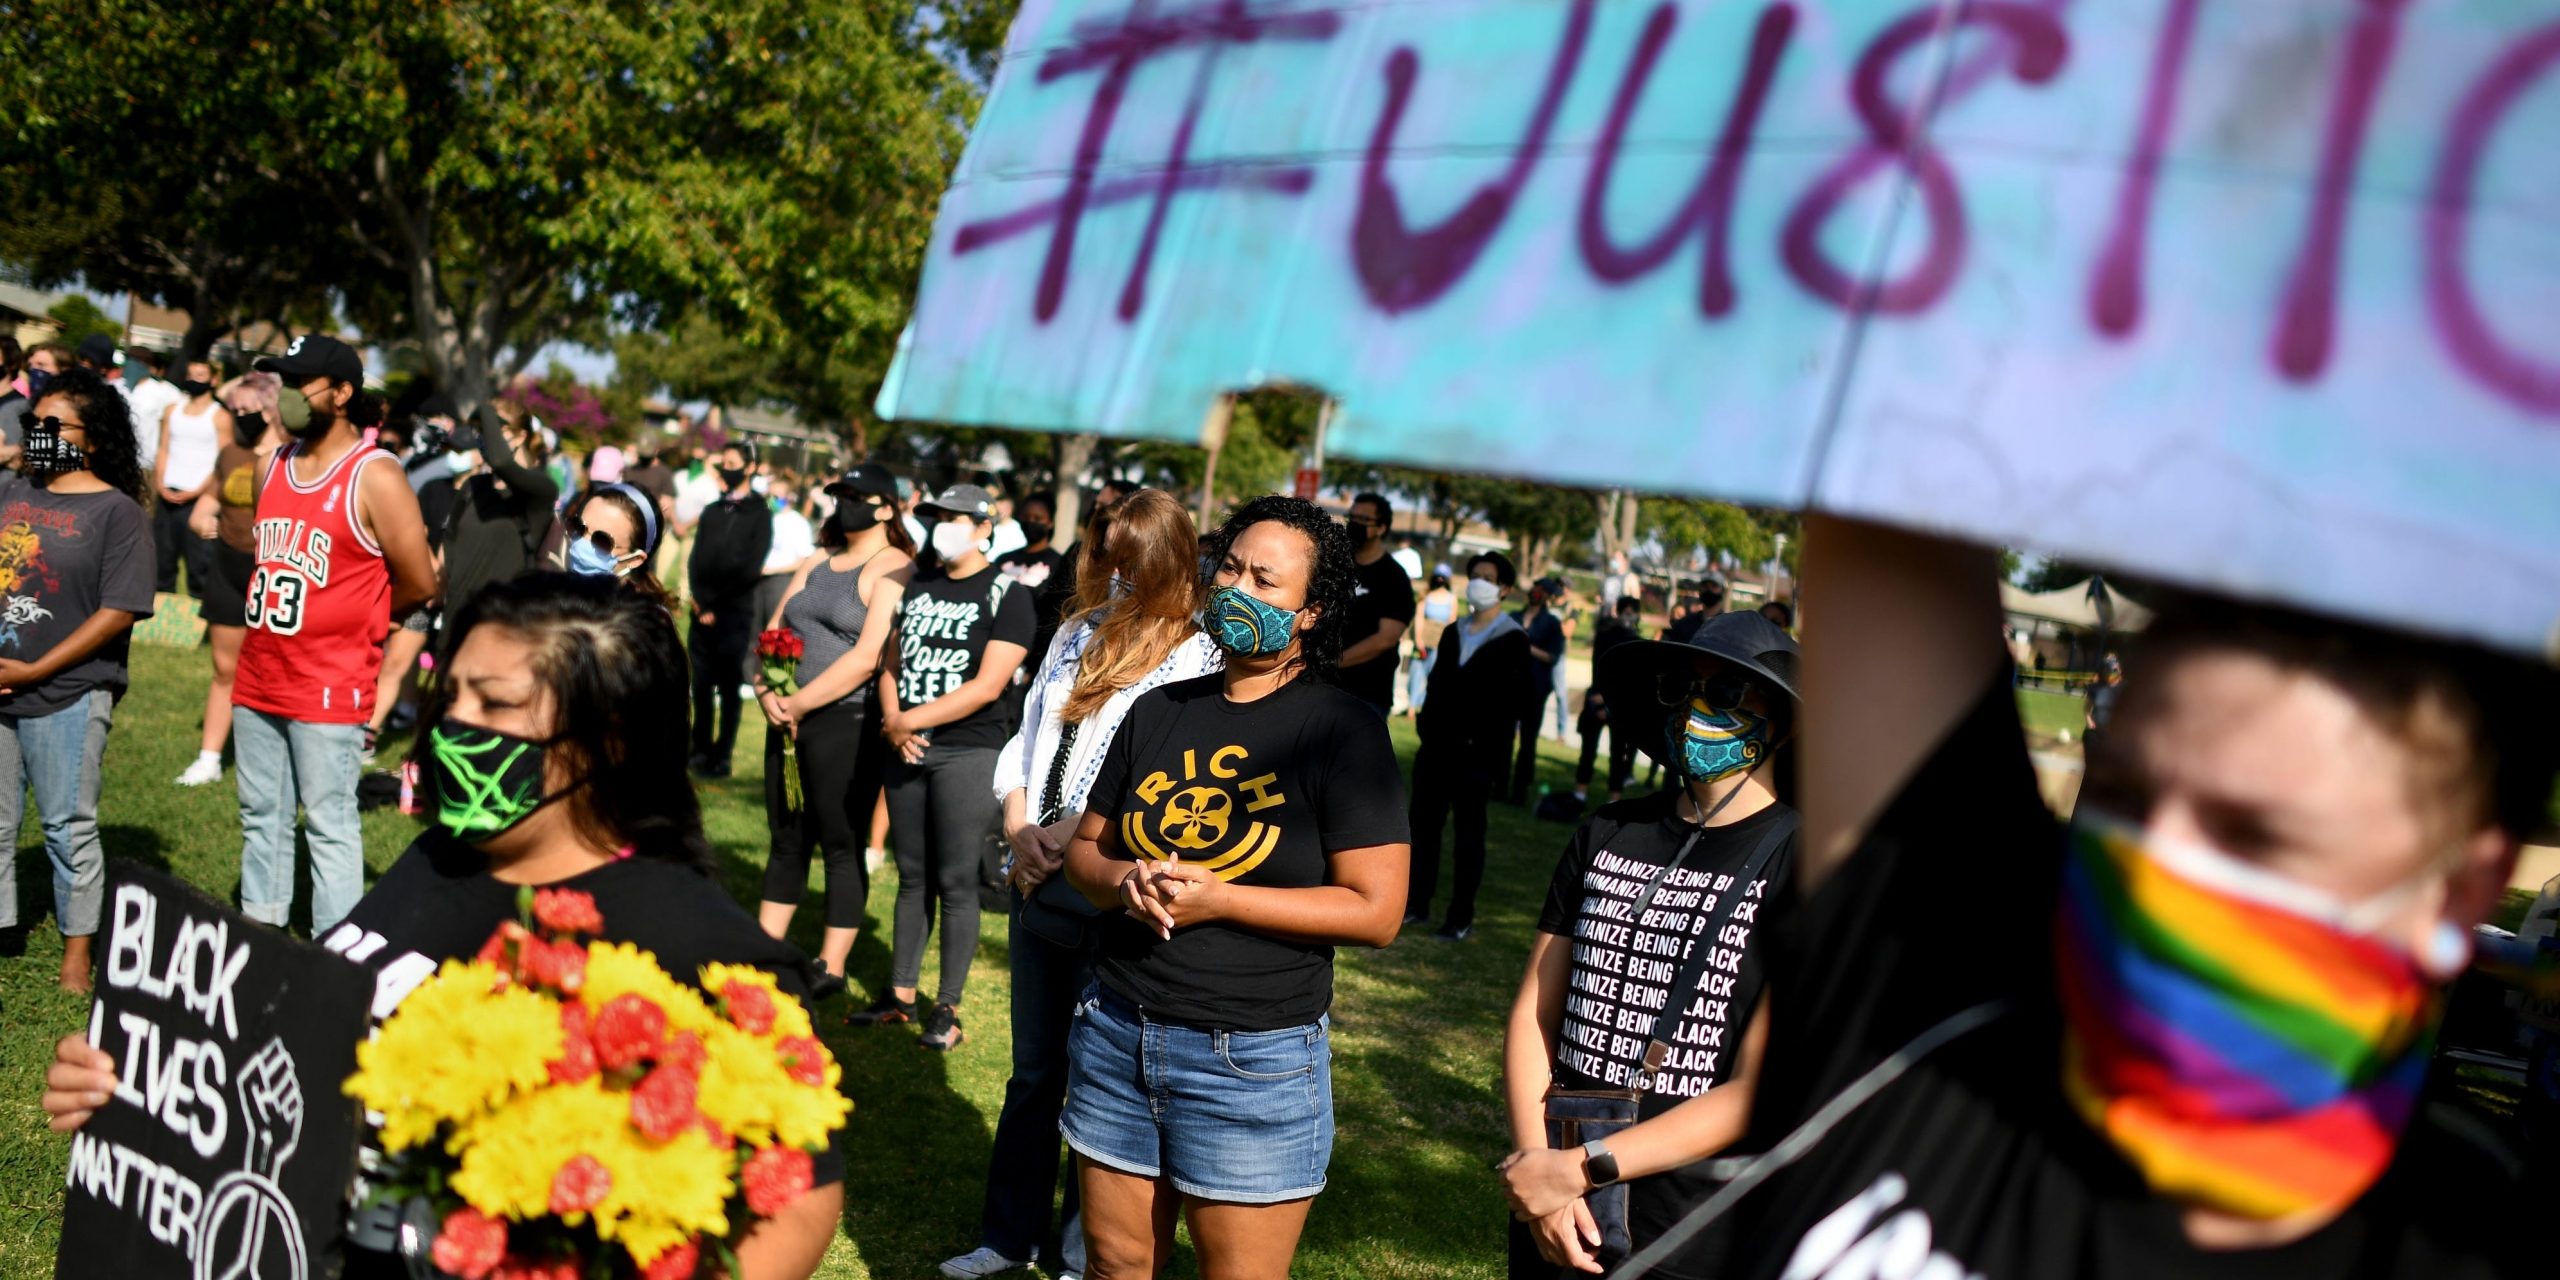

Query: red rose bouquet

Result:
[755,629,806,810]
[346,888,849,1278]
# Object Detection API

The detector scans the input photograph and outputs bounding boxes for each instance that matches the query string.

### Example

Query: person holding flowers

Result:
[42,573,847,1278]
[754,461,915,999]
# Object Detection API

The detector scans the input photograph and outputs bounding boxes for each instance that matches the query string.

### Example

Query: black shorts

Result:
[201,541,254,628]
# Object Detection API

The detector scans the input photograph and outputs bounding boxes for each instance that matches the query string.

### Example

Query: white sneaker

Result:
[174,755,223,787]
[865,847,887,879]
[938,1247,1029,1279]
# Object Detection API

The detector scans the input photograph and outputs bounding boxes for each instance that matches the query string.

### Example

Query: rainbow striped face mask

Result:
[2054,813,2441,1221]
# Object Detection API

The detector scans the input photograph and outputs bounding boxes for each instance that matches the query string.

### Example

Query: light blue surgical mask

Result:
[1206,584,1299,657]
[567,538,628,579]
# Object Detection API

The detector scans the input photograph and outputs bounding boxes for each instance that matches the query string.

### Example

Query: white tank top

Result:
[161,399,223,491]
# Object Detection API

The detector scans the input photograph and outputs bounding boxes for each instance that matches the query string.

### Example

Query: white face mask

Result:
[1465,578,1502,610]
[931,521,983,562]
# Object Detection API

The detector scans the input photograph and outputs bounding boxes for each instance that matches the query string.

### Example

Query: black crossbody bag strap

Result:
[1629,810,1797,1092]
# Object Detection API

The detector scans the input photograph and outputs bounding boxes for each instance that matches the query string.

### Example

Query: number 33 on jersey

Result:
[231,442,397,725]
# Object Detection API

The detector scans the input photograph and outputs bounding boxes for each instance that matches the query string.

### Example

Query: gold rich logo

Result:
[1123,745,1286,882]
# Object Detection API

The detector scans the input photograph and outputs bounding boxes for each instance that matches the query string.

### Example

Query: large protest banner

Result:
[879,0,2560,655]
[59,864,373,1280]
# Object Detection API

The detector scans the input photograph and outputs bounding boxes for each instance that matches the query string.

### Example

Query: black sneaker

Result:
[920,1002,966,1051]
[691,757,732,780]
[1401,911,1430,925]
[0,924,26,958]
[807,967,847,1004]
[1433,924,1474,942]
[846,994,916,1027]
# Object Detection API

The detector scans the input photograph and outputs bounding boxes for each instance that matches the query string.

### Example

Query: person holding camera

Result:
[437,397,560,624]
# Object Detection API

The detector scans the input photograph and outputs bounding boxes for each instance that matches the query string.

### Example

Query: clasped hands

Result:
[1496,1147,1606,1274]
[1116,855,1230,940]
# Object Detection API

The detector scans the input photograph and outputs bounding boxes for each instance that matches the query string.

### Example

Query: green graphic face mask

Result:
[425,720,567,841]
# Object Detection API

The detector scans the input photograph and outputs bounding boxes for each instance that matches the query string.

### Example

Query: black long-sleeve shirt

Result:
[1415,614,1531,750]
[688,491,773,611]
[442,448,562,618]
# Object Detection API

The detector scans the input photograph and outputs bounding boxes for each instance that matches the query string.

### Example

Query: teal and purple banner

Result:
[881,0,2560,654]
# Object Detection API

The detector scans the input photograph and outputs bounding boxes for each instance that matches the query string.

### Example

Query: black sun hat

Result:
[1597,610,1800,767]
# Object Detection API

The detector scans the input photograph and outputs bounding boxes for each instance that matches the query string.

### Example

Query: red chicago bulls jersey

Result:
[233,440,397,724]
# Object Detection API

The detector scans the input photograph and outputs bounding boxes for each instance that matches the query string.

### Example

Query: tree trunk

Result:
[1052,432,1099,538]
[1195,397,1233,528]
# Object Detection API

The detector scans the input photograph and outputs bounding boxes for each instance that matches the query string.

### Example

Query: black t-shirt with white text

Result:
[1536,791,1794,1280]
[322,836,842,1278]
[1337,552,1415,708]
[1088,674,1409,1030]
[1720,684,2538,1280]
[892,563,1037,752]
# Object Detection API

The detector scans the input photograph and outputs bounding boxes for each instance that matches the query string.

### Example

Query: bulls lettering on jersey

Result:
[232,441,396,724]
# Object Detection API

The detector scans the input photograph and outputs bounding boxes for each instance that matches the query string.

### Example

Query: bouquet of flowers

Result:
[755,628,805,811]
[345,888,850,1279]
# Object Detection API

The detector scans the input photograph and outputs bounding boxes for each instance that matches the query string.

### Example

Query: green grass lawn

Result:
[0,644,1611,1278]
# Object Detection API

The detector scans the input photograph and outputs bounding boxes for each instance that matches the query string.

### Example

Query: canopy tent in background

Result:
[2000,579,2153,634]
[879,0,2560,658]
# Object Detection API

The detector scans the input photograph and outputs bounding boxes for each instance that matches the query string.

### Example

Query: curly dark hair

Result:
[418,572,714,870]
[31,366,143,500]
[1202,494,1358,680]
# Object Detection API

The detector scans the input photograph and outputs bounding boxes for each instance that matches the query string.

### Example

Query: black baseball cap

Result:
[917,483,995,521]
[826,462,899,503]
[75,334,118,368]
[255,333,365,386]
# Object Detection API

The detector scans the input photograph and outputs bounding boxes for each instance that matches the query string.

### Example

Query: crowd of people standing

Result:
[14,332,2560,1280]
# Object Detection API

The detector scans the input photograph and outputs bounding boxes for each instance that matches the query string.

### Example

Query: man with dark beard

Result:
[231,334,437,936]
[1337,491,1416,718]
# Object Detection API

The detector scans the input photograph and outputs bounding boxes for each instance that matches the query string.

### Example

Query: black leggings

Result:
[761,700,888,929]
[689,608,752,765]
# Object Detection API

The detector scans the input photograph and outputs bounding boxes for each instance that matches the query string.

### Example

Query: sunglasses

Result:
[564,519,626,558]
[1656,670,1752,712]
[18,412,83,434]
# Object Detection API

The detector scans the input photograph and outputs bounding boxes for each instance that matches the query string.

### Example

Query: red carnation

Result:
[549,1002,598,1085]
[720,980,777,1035]
[522,938,587,995]
[775,1035,826,1086]
[741,1145,814,1217]
[475,921,536,980]
[531,888,605,935]
[630,1062,702,1141]
[641,1239,702,1280]
[430,1206,508,1280]
[591,994,667,1071]
[490,1256,580,1280]
[662,1030,708,1074]
[697,1116,735,1151]
[548,1153,612,1215]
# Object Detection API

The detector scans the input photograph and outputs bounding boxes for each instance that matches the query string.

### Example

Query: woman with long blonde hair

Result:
[938,487,1222,1280]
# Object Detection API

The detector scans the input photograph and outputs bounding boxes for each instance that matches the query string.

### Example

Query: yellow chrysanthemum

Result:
[698,962,815,1041]
[696,1023,850,1151]
[450,1076,732,1260]
[579,942,719,1036]
[346,960,561,1151]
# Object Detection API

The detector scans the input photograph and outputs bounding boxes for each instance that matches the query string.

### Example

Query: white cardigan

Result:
[992,618,1224,819]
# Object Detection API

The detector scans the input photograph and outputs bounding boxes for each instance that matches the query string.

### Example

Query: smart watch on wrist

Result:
[1579,1138,1622,1188]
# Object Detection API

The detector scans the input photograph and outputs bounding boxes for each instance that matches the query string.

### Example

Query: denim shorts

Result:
[1061,984,1334,1203]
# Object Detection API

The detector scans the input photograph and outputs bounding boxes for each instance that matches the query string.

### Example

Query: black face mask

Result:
[176,378,213,397]
[233,410,267,442]
[422,719,577,842]
[720,466,749,491]
[1020,520,1053,547]
[834,497,883,532]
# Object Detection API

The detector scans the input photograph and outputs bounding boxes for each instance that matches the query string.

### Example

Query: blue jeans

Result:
[0,690,114,935]
[1407,647,1435,712]
[975,906,1093,1272]
[1063,985,1334,1204]
[234,707,367,935]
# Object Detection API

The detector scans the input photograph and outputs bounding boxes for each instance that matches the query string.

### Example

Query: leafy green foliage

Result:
[40,297,120,351]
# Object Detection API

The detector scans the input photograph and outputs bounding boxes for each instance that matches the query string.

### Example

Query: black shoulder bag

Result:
[1536,805,1798,1269]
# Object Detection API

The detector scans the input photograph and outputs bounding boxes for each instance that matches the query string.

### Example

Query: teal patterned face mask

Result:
[1206,584,1300,657]
[1664,676,1773,784]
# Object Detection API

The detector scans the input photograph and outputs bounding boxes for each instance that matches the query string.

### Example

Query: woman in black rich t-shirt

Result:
[1060,495,1412,1279]
[43,575,843,1279]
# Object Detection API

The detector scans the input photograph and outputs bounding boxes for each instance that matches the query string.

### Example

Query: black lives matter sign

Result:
[59,864,372,1280]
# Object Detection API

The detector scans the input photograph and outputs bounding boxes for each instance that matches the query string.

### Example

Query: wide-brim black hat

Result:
[1598,610,1800,767]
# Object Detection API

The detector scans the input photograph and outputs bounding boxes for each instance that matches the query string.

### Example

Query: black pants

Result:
[1576,709,1637,795]
[688,606,753,766]
[1409,733,1499,932]
[152,501,211,597]
[885,744,1000,1007]
[976,906,1092,1272]
[761,699,888,929]
[1511,709,1545,802]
